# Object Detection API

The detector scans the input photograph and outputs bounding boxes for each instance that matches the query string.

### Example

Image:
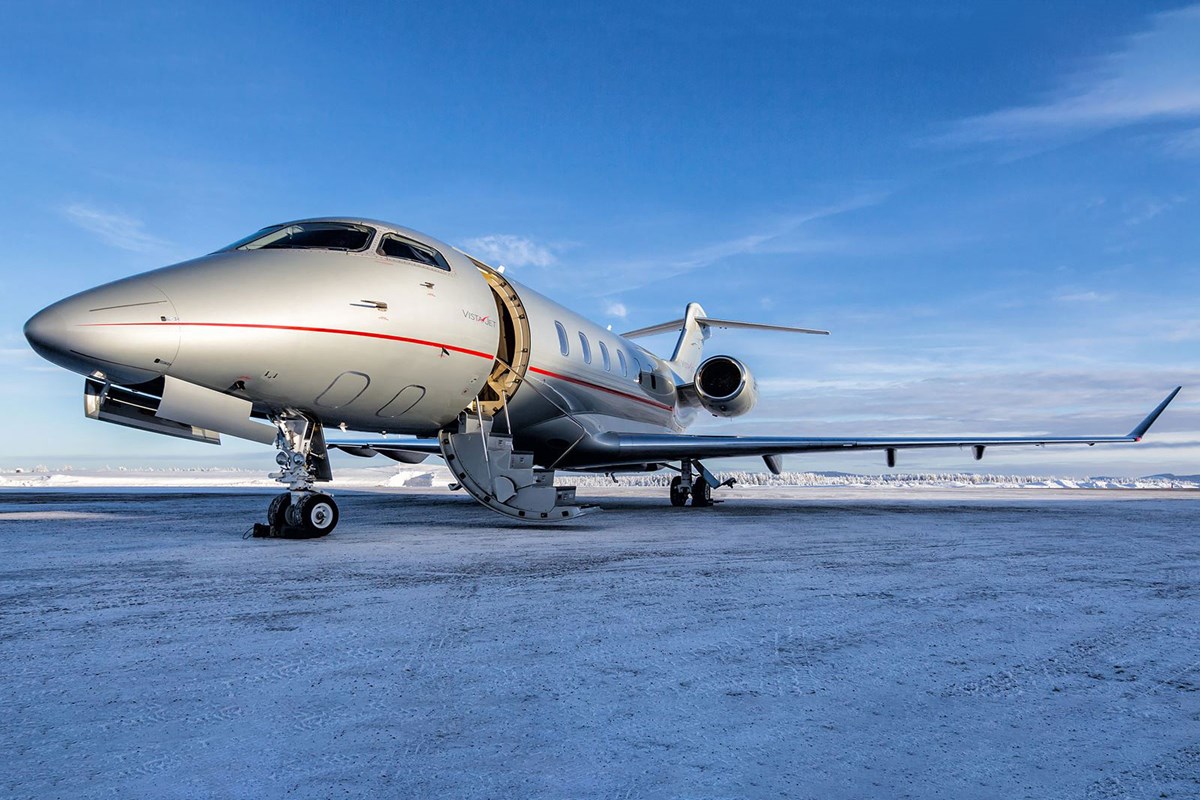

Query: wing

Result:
[326,388,1181,470]
[580,387,1182,468]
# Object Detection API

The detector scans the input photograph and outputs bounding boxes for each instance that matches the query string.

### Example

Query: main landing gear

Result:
[253,415,339,539]
[669,460,730,508]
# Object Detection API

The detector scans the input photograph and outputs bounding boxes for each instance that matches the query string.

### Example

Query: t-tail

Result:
[621,302,830,379]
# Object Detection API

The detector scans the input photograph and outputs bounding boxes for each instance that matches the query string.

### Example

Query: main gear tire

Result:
[691,476,713,507]
[669,476,689,507]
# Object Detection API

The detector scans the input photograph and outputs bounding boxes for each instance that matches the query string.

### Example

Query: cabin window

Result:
[555,321,569,356]
[579,332,592,364]
[377,234,451,271]
[633,356,643,384]
[598,341,611,371]
[617,350,628,377]
[223,221,375,252]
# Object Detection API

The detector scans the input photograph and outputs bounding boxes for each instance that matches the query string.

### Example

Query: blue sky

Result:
[1,1,1197,475]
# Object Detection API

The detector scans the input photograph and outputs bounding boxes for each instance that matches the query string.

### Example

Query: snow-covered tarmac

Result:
[2,487,1198,799]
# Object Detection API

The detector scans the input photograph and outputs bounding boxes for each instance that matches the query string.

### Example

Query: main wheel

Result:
[669,476,689,507]
[267,492,291,530]
[285,493,339,538]
[691,476,713,507]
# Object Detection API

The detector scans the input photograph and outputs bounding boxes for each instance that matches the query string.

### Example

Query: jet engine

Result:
[694,355,758,417]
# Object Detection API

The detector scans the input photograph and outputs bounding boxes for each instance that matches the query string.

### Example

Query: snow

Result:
[0,465,454,490]
[2,488,1198,798]
[2,464,1199,491]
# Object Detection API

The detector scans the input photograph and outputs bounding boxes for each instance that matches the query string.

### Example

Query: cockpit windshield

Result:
[220,222,376,252]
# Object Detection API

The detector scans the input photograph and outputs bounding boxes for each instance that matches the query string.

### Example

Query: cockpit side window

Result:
[378,234,451,271]
[224,222,375,252]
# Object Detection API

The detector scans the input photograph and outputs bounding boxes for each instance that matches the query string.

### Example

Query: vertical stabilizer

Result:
[667,302,710,378]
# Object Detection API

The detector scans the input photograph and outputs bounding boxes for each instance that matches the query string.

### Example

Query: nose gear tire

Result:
[258,491,338,538]
[287,493,339,538]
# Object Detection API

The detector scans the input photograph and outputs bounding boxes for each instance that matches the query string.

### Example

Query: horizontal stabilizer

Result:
[622,316,829,339]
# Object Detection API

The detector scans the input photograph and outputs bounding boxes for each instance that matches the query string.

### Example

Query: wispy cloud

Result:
[459,234,558,268]
[942,5,1200,144]
[597,191,890,294]
[1162,125,1200,156]
[603,300,628,319]
[63,203,169,252]
[1163,319,1200,342]
[1121,195,1185,226]
[1056,290,1114,304]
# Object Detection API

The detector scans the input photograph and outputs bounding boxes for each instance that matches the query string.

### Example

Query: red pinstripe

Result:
[82,320,675,412]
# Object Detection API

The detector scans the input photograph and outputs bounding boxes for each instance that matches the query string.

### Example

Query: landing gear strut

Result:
[669,460,729,508]
[253,415,339,538]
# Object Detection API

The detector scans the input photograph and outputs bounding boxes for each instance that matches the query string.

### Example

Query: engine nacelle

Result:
[693,355,758,417]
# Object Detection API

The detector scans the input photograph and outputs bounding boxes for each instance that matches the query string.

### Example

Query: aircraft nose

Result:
[23,304,72,363]
[24,278,181,385]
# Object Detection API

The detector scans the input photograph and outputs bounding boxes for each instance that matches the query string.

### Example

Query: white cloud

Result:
[459,234,557,268]
[63,203,168,253]
[943,5,1200,143]
[1056,290,1114,303]
[604,300,628,319]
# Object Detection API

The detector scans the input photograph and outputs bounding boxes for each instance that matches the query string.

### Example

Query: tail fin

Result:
[668,302,710,377]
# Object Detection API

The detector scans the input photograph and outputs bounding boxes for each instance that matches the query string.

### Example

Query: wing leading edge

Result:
[581,387,1182,467]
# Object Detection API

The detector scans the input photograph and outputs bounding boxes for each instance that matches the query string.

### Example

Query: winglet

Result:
[1128,386,1182,440]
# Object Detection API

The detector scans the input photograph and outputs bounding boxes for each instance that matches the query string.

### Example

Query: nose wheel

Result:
[260,491,339,538]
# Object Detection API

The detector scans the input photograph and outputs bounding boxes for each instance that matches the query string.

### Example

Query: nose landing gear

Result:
[261,490,339,538]
[252,415,339,539]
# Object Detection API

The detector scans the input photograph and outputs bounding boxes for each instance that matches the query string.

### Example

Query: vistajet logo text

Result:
[462,310,499,327]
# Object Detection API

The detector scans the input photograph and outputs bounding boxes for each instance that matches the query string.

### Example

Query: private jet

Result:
[24,218,1181,537]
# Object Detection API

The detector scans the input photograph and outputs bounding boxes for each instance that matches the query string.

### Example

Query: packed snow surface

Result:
[2,488,1198,799]
[3,464,1199,491]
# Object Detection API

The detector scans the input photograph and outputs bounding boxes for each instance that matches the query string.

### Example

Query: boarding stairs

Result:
[438,412,596,521]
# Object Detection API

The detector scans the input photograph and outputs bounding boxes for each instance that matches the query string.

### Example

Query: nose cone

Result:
[25,277,180,385]
[23,305,72,364]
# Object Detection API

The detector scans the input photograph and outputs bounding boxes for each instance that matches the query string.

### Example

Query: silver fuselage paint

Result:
[24,218,695,468]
